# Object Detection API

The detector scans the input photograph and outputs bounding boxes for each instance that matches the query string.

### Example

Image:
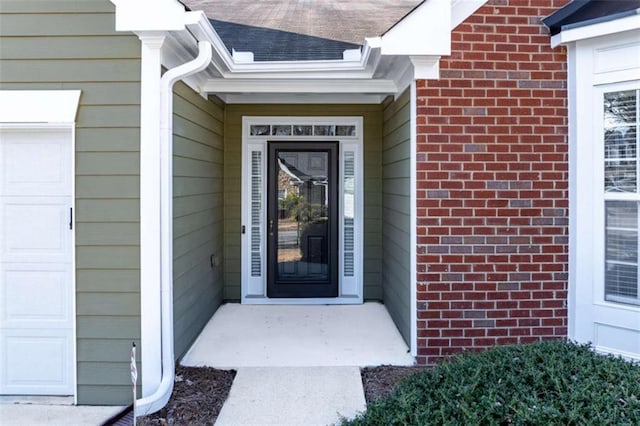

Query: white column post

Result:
[138,34,165,397]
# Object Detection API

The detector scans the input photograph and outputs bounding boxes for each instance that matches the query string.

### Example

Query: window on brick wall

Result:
[604,88,640,306]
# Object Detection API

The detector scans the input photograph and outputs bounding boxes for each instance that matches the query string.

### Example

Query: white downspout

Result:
[136,40,213,416]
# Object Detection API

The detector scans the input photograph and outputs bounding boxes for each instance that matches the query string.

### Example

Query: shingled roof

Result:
[181,0,422,61]
[543,0,640,36]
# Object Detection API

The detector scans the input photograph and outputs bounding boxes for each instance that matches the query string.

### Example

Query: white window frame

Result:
[594,82,640,308]
[240,116,364,304]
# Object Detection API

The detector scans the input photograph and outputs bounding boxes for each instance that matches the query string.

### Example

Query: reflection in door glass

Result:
[277,151,329,281]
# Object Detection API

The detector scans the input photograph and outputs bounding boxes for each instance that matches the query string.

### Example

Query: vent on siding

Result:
[251,151,262,276]
[343,151,355,277]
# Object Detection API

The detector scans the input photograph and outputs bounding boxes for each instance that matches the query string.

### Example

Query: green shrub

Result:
[346,341,640,426]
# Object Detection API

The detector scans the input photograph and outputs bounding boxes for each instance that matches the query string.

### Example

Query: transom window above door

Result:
[250,124,358,138]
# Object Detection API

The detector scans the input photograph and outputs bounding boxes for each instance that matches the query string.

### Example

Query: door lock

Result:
[269,219,274,236]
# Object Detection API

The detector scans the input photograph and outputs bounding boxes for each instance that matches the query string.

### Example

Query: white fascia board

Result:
[550,14,640,48]
[183,11,235,74]
[0,90,81,123]
[202,78,398,94]
[381,0,451,56]
[110,0,187,32]
[219,93,387,104]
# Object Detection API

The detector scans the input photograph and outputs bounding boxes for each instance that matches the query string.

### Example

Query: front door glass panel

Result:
[267,142,338,298]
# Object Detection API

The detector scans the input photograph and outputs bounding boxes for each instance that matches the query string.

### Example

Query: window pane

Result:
[314,125,335,136]
[605,201,639,304]
[604,90,638,193]
[293,125,312,136]
[336,125,356,136]
[250,125,270,136]
[272,125,292,136]
[605,90,637,127]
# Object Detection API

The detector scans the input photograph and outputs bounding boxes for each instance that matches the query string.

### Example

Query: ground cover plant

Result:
[346,341,640,425]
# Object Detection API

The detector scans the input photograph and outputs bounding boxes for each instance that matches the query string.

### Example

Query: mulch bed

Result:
[130,364,427,425]
[138,366,236,426]
[361,365,430,404]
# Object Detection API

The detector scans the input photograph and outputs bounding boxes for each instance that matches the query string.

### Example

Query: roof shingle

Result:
[182,0,421,44]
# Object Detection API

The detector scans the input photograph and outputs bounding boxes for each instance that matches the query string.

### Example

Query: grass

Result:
[345,341,640,425]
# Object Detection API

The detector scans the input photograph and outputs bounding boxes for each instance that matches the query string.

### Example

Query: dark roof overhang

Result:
[543,0,640,36]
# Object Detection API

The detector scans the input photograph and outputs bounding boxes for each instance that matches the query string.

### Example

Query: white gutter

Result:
[136,40,213,416]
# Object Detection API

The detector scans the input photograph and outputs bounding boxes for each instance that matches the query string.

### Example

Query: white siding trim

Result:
[409,82,418,358]
[568,28,640,360]
[138,35,165,399]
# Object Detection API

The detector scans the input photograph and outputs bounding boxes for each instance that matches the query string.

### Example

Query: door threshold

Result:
[242,296,362,305]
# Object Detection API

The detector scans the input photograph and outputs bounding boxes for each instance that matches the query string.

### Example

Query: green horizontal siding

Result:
[172,82,225,359]
[223,104,383,301]
[382,89,412,346]
[0,0,141,405]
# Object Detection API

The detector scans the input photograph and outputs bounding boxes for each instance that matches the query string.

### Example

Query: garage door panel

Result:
[1,331,73,395]
[1,198,70,263]
[1,267,71,327]
[0,131,70,196]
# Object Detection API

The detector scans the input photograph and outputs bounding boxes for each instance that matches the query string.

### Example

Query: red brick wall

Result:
[415,0,571,365]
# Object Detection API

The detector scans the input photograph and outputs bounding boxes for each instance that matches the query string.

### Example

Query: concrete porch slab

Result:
[181,302,414,368]
[215,367,366,426]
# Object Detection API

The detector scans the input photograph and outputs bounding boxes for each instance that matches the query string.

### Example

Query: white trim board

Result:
[0,91,81,124]
[565,25,640,360]
[240,117,364,305]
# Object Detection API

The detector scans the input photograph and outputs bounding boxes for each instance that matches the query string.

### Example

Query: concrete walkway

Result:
[215,367,365,426]
[0,397,122,426]
[0,303,411,425]
[181,302,413,425]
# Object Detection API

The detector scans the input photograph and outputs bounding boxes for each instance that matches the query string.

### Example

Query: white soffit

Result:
[550,13,640,47]
[0,90,81,123]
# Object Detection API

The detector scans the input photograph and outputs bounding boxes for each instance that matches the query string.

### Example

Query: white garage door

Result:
[0,128,73,395]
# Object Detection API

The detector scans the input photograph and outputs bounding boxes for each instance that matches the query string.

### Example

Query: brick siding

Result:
[415,0,571,365]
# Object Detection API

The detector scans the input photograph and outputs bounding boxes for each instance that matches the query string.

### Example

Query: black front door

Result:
[267,142,338,298]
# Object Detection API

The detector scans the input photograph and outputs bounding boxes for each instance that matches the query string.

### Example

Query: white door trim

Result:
[0,90,79,399]
[241,116,364,304]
